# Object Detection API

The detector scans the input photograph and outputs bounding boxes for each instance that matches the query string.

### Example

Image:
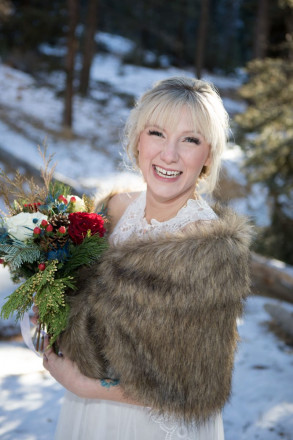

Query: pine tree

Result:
[79,0,99,96]
[235,56,293,264]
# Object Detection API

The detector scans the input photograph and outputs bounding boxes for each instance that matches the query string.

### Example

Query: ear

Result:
[204,145,212,166]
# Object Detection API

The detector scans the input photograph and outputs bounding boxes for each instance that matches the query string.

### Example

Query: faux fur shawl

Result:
[60,204,252,423]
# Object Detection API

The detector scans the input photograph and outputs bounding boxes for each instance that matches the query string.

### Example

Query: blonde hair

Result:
[124,76,229,194]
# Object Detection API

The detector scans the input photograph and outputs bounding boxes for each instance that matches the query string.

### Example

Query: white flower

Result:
[67,195,86,212]
[5,212,48,241]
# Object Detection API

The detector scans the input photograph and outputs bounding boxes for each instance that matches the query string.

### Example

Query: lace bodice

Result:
[110,191,217,245]
[107,191,223,440]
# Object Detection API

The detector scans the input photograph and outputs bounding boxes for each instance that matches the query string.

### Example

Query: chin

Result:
[148,185,191,203]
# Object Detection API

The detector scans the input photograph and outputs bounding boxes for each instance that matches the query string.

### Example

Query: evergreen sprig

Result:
[62,234,108,276]
[1,272,40,321]
[35,274,75,344]
[0,260,76,344]
[0,240,44,269]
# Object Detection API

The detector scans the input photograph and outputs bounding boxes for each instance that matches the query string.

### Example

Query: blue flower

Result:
[47,243,70,262]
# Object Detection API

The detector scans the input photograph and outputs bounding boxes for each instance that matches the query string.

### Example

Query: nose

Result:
[160,140,179,164]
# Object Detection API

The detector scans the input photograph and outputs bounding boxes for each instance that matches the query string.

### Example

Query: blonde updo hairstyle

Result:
[125,76,229,194]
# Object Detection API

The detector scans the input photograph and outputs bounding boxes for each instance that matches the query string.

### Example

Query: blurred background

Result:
[0,0,292,266]
[0,2,293,438]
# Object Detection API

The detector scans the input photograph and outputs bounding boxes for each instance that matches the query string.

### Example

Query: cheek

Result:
[138,137,159,161]
[185,149,210,173]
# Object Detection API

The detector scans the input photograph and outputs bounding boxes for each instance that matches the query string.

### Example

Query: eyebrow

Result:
[146,124,202,136]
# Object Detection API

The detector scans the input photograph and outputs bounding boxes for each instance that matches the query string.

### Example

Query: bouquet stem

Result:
[34,322,46,352]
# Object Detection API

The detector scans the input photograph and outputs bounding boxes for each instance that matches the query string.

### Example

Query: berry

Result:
[41,219,48,227]
[38,263,46,271]
[46,224,53,232]
[33,227,42,235]
[58,226,66,234]
[58,195,68,204]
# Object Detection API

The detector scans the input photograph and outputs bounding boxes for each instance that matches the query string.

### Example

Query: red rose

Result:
[68,212,105,244]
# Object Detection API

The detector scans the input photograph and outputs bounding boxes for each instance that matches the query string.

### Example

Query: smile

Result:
[153,165,182,179]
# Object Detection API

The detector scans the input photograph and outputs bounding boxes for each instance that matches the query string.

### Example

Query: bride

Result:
[42,76,252,440]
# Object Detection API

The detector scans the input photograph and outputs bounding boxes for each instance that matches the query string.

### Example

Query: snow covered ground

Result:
[0,33,292,439]
[1,265,293,440]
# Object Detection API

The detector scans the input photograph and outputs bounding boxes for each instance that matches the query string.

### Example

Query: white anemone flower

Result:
[5,212,48,241]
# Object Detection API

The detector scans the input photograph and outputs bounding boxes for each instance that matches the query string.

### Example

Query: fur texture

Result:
[60,204,252,423]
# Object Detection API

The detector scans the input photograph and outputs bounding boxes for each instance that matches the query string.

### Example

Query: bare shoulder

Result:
[107,191,141,231]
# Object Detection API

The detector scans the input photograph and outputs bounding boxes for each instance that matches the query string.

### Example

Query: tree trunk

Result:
[174,0,186,67]
[79,0,99,96]
[284,6,293,61]
[264,303,293,337]
[63,0,79,130]
[195,0,210,79]
[254,0,270,59]
[251,252,293,304]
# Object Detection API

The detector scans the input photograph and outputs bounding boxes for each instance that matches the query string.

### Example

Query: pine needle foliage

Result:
[235,56,293,264]
[49,180,72,200]
[0,240,44,269]
[62,235,108,276]
[235,58,293,194]
[0,260,75,344]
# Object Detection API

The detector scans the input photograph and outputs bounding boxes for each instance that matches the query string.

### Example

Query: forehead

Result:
[144,103,197,131]
[147,108,198,133]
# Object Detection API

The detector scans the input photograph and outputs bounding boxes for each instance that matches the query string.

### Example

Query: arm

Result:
[107,191,140,233]
[43,343,142,405]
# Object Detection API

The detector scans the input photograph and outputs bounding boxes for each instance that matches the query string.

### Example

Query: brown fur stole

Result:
[60,204,252,423]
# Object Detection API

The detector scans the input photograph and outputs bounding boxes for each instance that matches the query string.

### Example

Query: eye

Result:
[148,129,164,138]
[184,137,201,145]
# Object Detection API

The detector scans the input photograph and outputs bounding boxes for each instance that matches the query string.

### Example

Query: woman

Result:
[43,76,252,440]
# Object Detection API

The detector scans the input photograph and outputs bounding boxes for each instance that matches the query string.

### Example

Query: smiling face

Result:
[137,107,211,206]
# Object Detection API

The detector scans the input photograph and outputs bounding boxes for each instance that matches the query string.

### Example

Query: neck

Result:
[144,188,197,223]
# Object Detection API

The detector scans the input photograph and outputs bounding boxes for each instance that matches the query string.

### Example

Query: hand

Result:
[43,337,141,405]
[43,337,86,396]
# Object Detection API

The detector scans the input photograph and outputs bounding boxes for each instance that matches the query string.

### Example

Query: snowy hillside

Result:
[0,33,292,440]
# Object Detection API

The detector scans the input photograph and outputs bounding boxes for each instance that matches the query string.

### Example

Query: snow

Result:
[95,32,135,55]
[0,32,292,439]
[1,266,293,439]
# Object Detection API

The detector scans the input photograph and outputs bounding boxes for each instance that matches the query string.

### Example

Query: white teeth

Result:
[154,166,181,178]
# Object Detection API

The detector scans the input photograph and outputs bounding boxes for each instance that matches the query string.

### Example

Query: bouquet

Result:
[0,147,107,351]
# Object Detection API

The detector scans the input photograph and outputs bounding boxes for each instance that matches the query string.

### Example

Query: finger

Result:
[30,316,38,325]
[43,335,50,350]
[32,305,39,315]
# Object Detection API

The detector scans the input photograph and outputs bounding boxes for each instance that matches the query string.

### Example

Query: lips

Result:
[153,165,182,179]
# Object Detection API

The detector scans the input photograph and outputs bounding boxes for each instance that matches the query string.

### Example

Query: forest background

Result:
[0,0,292,265]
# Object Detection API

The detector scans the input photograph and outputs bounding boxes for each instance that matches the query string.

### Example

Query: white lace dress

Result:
[55,191,225,440]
